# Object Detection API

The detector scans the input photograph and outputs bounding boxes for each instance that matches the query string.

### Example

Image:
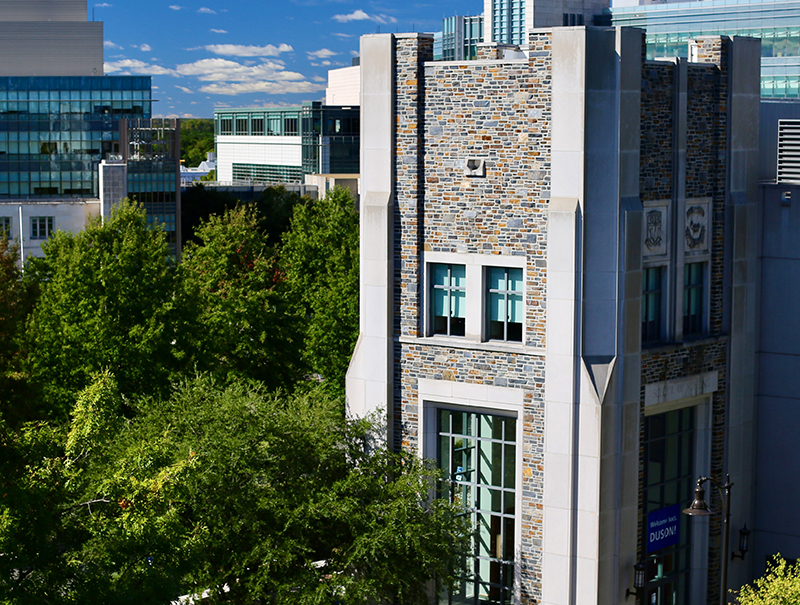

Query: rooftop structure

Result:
[214,102,359,186]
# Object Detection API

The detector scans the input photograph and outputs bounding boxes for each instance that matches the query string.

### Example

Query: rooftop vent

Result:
[777,119,800,183]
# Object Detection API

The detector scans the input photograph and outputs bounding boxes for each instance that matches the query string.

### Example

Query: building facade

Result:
[214,102,359,185]
[347,27,760,605]
[606,0,800,99]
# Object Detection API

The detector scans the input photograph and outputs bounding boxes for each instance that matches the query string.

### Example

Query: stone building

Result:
[347,26,761,605]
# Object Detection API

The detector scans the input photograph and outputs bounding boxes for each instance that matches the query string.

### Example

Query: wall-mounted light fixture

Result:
[781,191,792,207]
[625,559,647,599]
[731,524,750,560]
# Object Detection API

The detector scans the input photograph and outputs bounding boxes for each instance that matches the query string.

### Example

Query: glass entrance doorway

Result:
[642,406,696,605]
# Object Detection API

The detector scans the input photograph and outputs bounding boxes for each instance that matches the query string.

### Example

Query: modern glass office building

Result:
[487,0,527,45]
[606,0,800,98]
[0,75,152,197]
[214,102,359,185]
[434,15,485,61]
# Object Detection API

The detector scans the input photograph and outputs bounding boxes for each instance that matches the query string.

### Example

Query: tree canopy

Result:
[737,555,800,605]
[0,376,468,605]
[0,188,456,605]
[180,119,214,168]
[23,201,181,418]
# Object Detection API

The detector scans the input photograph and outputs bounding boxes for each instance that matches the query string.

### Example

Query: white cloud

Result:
[104,59,174,76]
[199,81,325,95]
[176,85,193,93]
[307,48,337,59]
[197,7,215,13]
[104,40,123,49]
[139,43,152,52]
[332,33,353,38]
[95,2,112,7]
[204,44,292,57]
[332,9,396,24]
[175,58,304,82]
[210,29,228,34]
[169,4,182,9]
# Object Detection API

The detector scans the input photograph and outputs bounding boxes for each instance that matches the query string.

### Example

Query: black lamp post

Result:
[682,474,734,605]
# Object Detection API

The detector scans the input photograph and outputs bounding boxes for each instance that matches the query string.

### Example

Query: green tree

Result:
[180,119,214,168]
[0,376,469,605]
[280,187,359,390]
[737,555,800,604]
[23,200,182,418]
[180,204,304,389]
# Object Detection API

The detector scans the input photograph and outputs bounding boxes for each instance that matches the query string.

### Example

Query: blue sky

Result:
[97,0,482,118]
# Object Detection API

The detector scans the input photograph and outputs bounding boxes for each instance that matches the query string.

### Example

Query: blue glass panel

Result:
[433,263,449,287]
[433,288,448,316]
[508,268,523,292]
[509,294,522,323]
[489,292,504,322]
[489,266,505,291]
[451,264,466,288]
[452,289,466,318]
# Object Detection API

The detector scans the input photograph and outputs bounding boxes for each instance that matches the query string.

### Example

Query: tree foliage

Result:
[737,555,800,605]
[281,187,359,390]
[180,119,214,168]
[180,204,303,389]
[23,200,181,418]
[0,376,468,605]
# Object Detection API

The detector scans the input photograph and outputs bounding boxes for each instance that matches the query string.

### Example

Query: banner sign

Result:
[647,503,681,553]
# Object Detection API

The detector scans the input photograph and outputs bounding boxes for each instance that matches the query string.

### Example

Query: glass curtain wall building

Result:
[487,0,527,45]
[606,0,800,98]
[0,76,151,197]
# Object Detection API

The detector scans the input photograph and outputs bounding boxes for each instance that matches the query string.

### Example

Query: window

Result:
[267,116,281,135]
[0,216,9,239]
[642,267,664,343]
[487,267,523,342]
[219,118,232,135]
[235,117,248,135]
[438,408,516,605]
[30,216,53,240]
[683,263,704,336]
[642,407,695,605]
[431,264,466,337]
[251,117,264,135]
[284,117,298,136]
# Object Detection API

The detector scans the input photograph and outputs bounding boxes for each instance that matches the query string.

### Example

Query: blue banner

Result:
[647,503,681,553]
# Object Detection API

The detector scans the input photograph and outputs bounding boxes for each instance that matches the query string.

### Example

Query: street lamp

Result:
[682,474,733,605]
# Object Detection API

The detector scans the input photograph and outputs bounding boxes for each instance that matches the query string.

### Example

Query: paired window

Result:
[641,262,706,343]
[30,216,53,240]
[438,408,516,605]
[219,118,232,135]
[432,264,466,337]
[430,263,524,343]
[235,117,248,135]
[0,216,10,240]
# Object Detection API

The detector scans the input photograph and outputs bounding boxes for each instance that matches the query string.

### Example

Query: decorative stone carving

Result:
[685,201,709,253]
[645,209,663,251]
[642,204,668,258]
